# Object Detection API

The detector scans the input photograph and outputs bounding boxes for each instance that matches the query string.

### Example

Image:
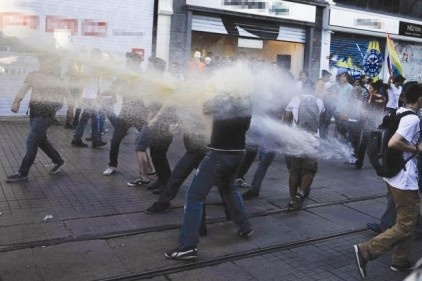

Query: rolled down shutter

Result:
[192,14,306,43]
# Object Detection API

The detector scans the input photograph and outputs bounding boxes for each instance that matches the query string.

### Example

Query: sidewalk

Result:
[0,118,420,281]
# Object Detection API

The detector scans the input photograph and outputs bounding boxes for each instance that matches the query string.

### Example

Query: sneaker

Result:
[235,178,250,188]
[165,246,198,260]
[145,202,171,214]
[237,229,253,238]
[242,190,259,200]
[287,200,295,211]
[71,139,88,147]
[85,137,93,141]
[103,166,116,176]
[127,177,150,187]
[147,171,157,176]
[289,195,303,211]
[92,140,107,148]
[6,173,28,182]
[49,162,65,174]
[147,180,161,190]
[353,244,367,279]
[391,261,413,272]
[303,188,310,198]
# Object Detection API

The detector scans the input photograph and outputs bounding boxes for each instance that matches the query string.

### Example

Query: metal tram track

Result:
[97,228,369,281]
[0,194,383,253]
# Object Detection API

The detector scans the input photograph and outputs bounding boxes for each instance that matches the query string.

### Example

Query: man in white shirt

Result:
[284,85,325,210]
[386,75,406,113]
[353,83,422,279]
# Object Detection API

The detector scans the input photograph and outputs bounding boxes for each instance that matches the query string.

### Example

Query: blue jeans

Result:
[19,116,63,175]
[179,150,252,248]
[74,107,100,141]
[250,149,275,193]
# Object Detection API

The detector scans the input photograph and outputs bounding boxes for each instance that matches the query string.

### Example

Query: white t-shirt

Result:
[386,85,402,109]
[285,94,325,137]
[383,107,420,190]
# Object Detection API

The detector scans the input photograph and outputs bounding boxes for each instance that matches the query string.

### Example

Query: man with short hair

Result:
[284,84,325,209]
[353,83,422,279]
[165,93,253,260]
[7,56,66,182]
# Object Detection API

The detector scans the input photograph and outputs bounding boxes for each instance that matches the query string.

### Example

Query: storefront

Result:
[326,5,422,82]
[0,0,155,116]
[170,0,326,79]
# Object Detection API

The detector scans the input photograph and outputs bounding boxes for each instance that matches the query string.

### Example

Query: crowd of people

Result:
[4,50,422,279]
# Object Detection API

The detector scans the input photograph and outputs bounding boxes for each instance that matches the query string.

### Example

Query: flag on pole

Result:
[385,33,403,77]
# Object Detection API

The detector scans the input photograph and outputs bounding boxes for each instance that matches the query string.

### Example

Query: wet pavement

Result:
[0,117,421,281]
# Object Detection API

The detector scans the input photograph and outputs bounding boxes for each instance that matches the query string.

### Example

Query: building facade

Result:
[323,0,422,82]
[169,0,327,80]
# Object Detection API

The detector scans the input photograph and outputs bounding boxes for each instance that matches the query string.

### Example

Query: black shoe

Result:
[127,177,150,187]
[49,162,65,174]
[145,202,171,214]
[147,180,161,190]
[6,173,28,182]
[366,222,382,234]
[291,192,304,211]
[238,229,253,238]
[92,140,107,148]
[353,244,367,279]
[391,261,413,272]
[234,178,250,188]
[242,190,259,200]
[165,246,198,260]
[85,137,93,141]
[71,139,88,147]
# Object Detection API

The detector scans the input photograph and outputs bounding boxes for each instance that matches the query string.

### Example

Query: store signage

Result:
[0,12,39,30]
[46,16,78,35]
[186,0,316,23]
[330,7,399,34]
[399,21,422,39]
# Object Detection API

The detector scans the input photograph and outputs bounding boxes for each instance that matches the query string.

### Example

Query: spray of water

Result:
[0,24,361,160]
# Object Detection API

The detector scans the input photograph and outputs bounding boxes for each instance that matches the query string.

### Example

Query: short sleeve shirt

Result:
[383,107,420,190]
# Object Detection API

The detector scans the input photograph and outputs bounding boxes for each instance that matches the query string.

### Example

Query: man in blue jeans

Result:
[7,56,65,182]
[165,93,253,260]
[241,148,275,199]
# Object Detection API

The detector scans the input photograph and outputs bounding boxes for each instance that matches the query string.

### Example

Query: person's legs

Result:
[179,153,217,249]
[249,150,275,193]
[19,117,52,176]
[73,109,89,141]
[215,152,252,234]
[158,152,204,203]
[358,185,420,264]
[146,147,156,174]
[380,188,396,230]
[235,144,258,180]
[108,118,130,168]
[149,136,173,190]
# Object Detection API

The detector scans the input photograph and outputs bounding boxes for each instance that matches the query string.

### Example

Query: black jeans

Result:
[149,135,173,187]
[108,117,144,168]
[158,151,205,203]
[19,116,63,175]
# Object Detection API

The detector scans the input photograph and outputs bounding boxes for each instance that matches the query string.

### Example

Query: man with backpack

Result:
[284,84,325,210]
[354,83,422,279]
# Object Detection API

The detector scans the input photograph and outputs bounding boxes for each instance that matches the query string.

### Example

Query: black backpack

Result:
[366,109,417,178]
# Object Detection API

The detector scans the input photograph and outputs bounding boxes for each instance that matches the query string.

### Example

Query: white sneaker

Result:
[103,166,116,176]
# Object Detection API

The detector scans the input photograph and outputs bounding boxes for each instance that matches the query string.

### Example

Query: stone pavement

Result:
[0,117,421,281]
